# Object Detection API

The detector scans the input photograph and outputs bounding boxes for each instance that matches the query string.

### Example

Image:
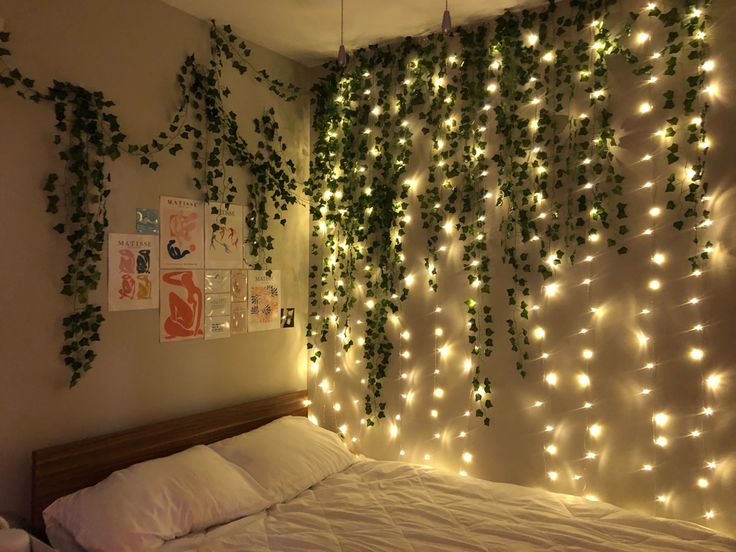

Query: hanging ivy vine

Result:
[0,22,301,386]
[308,0,713,426]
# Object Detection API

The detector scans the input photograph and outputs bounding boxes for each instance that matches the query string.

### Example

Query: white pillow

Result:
[43,445,271,552]
[209,416,355,504]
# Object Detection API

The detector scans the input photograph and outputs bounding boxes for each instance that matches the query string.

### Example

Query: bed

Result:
[31,390,736,551]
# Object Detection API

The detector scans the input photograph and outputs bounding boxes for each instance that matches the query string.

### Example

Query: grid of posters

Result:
[160,196,204,269]
[108,233,158,311]
[107,196,287,343]
[247,270,281,332]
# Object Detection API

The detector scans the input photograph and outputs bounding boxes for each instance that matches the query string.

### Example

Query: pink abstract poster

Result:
[160,196,204,269]
[108,233,159,311]
[205,202,244,269]
[160,270,205,342]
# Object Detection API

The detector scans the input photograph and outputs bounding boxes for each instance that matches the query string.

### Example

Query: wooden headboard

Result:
[31,389,308,536]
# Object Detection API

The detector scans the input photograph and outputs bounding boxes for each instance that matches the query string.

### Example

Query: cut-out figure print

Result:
[250,285,280,324]
[209,225,240,254]
[167,211,198,260]
[136,249,151,274]
[118,274,136,300]
[163,271,203,339]
[119,249,135,274]
[136,274,152,300]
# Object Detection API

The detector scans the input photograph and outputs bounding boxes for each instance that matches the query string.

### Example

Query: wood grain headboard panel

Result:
[31,389,308,536]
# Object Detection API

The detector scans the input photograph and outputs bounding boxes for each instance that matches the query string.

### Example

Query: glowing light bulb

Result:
[585,451,598,460]
[639,101,653,113]
[533,327,546,340]
[434,327,444,337]
[705,510,715,520]
[545,283,559,296]
[578,374,591,388]
[652,253,666,265]
[462,451,473,463]
[648,279,661,291]
[545,444,558,455]
[706,374,721,390]
[689,348,704,361]
[656,495,667,504]
[533,401,544,408]
[702,59,715,72]
[654,436,668,447]
[642,464,653,472]
[430,409,438,418]
[433,388,444,398]
[653,412,669,427]
[589,424,602,438]
[641,388,652,395]
[582,349,594,360]
[544,425,554,432]
[583,402,593,409]
[706,460,717,470]
[690,430,702,438]
[545,373,558,386]
[542,51,555,62]
[548,471,559,481]
[697,478,709,489]
[588,232,600,243]
[649,206,661,217]
[702,406,714,416]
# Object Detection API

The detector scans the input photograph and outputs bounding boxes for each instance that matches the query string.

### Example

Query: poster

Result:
[205,202,244,269]
[205,293,231,317]
[205,316,231,340]
[160,270,204,342]
[231,269,248,302]
[247,270,281,332]
[136,208,159,234]
[205,270,230,294]
[160,196,204,269]
[107,233,158,311]
[231,302,248,334]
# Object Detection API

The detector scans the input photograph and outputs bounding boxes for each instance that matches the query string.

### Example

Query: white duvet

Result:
[161,459,735,551]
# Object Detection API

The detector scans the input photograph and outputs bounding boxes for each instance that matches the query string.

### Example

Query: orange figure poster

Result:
[160,270,204,342]
[108,233,158,311]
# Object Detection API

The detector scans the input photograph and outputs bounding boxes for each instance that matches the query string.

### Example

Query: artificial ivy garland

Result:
[0,23,300,387]
[308,0,712,426]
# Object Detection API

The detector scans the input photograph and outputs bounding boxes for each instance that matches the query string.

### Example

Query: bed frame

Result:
[30,389,308,536]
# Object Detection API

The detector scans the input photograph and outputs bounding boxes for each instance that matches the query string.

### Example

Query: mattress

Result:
[161,459,736,551]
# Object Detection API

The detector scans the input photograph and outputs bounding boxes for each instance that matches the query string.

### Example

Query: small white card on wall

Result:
[108,233,159,311]
[205,316,231,340]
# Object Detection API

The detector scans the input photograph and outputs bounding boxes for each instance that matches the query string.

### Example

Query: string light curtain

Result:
[307,0,730,534]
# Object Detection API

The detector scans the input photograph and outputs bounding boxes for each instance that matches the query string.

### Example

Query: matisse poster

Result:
[247,270,281,332]
[160,270,204,342]
[160,196,204,269]
[205,202,244,269]
[108,233,158,311]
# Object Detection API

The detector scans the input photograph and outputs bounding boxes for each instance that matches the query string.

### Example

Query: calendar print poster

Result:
[160,196,204,269]
[108,233,158,311]
[247,270,281,332]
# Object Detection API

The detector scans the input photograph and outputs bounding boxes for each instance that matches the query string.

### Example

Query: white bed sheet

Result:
[161,459,735,551]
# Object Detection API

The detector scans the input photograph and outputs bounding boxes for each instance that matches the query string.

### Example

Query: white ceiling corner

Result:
[161,0,546,66]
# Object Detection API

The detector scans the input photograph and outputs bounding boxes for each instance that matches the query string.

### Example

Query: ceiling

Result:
[162,0,545,67]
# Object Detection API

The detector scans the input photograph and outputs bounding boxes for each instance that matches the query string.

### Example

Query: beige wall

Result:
[0,0,310,520]
[310,0,736,537]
